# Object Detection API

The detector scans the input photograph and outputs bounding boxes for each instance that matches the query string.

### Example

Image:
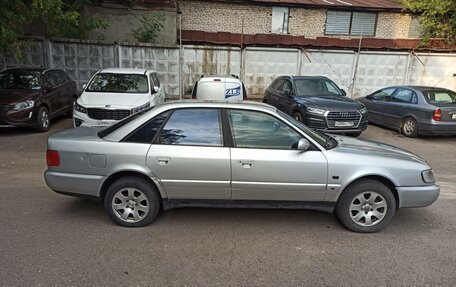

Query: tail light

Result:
[243,93,248,100]
[191,94,196,99]
[432,108,442,121]
[47,149,60,167]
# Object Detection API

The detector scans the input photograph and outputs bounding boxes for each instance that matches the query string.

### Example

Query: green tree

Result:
[132,14,165,43]
[0,0,108,57]
[400,0,456,45]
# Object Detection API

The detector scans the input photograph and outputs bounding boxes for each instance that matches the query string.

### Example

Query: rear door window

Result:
[392,89,414,103]
[158,109,223,146]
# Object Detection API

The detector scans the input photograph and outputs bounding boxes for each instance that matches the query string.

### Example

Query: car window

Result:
[0,70,41,90]
[422,90,456,104]
[59,70,70,82]
[86,73,149,93]
[152,73,160,87]
[324,81,340,94]
[281,80,293,95]
[371,88,395,101]
[228,109,301,149]
[123,111,170,143]
[43,73,57,88]
[159,109,223,146]
[51,72,65,87]
[392,89,414,103]
[271,79,284,90]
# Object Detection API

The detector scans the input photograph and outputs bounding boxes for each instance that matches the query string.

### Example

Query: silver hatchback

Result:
[44,101,439,233]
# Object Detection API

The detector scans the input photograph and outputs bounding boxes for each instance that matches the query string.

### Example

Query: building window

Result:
[271,7,289,34]
[326,11,377,36]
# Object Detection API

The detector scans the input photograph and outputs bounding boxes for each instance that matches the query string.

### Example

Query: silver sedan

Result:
[44,101,440,233]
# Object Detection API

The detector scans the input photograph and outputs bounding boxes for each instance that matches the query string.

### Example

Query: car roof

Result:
[98,68,155,75]
[159,100,274,110]
[284,75,331,80]
[375,86,454,92]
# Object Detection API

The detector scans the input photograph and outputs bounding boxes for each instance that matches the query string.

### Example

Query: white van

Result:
[73,68,165,127]
[191,75,247,101]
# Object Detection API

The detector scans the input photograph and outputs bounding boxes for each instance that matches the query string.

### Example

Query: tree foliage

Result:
[132,14,165,43]
[400,0,456,45]
[0,0,108,57]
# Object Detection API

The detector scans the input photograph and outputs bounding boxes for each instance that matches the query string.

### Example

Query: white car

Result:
[74,68,165,127]
[191,75,247,102]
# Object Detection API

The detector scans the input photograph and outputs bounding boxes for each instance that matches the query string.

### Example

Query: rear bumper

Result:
[397,184,440,208]
[44,170,106,198]
[419,121,456,136]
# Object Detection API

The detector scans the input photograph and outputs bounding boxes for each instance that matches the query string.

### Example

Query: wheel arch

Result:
[100,170,166,203]
[338,175,399,209]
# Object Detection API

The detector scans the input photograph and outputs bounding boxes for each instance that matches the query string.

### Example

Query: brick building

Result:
[179,0,426,50]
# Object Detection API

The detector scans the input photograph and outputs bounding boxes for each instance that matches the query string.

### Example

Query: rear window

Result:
[422,89,456,104]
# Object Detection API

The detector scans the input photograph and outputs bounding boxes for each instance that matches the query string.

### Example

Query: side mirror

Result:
[297,138,310,152]
[152,86,159,94]
[82,83,87,90]
[341,89,347,96]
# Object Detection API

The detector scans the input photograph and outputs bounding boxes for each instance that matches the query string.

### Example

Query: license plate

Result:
[452,114,456,120]
[96,121,113,126]
[335,121,354,127]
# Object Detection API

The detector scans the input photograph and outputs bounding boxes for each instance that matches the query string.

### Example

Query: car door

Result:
[383,88,416,129]
[364,88,396,124]
[151,72,165,104]
[42,72,60,116]
[146,108,231,200]
[265,78,284,107]
[277,78,296,114]
[228,109,328,201]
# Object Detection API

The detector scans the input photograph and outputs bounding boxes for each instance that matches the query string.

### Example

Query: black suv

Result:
[0,68,77,132]
[263,76,368,136]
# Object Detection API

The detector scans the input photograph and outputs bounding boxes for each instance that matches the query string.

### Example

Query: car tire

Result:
[292,111,304,123]
[401,117,418,138]
[104,176,160,227]
[35,106,50,132]
[335,179,396,233]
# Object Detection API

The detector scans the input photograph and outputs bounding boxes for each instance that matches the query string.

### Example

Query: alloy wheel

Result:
[349,191,387,227]
[111,188,150,223]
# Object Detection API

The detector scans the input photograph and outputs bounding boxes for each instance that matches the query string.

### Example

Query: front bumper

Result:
[0,108,37,128]
[397,184,440,208]
[44,170,106,198]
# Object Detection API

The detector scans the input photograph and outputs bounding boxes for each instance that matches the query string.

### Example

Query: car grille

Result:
[326,111,361,128]
[87,108,130,120]
[0,104,11,112]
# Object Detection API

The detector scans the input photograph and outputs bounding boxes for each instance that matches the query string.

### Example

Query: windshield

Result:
[0,71,41,90]
[277,110,335,149]
[295,78,343,97]
[86,73,149,93]
[422,89,456,104]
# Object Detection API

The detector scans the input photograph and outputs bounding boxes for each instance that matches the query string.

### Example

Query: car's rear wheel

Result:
[35,106,50,132]
[401,117,418,137]
[335,179,396,233]
[104,176,160,227]
[293,111,304,123]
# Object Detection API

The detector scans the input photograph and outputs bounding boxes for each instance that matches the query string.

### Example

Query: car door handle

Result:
[239,160,254,168]
[157,157,170,165]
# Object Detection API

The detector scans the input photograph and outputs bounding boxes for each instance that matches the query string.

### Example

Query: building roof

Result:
[218,0,403,10]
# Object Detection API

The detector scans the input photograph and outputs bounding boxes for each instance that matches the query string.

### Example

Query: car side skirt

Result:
[163,199,335,213]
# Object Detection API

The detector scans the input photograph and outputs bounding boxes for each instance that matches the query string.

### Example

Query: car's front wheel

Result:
[104,176,160,227]
[335,179,396,233]
[35,106,50,132]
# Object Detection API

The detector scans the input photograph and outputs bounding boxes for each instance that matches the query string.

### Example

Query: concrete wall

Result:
[84,5,177,45]
[180,0,420,39]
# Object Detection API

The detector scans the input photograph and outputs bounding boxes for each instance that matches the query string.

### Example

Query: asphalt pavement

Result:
[0,117,455,286]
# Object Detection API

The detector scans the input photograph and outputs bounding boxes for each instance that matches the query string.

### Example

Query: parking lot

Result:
[1,117,455,286]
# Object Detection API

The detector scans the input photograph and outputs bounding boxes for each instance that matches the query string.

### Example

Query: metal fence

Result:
[1,38,455,98]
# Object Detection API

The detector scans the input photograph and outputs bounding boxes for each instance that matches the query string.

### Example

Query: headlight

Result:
[306,107,326,115]
[421,169,435,183]
[74,102,87,114]
[132,102,150,114]
[359,107,368,114]
[14,100,34,111]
